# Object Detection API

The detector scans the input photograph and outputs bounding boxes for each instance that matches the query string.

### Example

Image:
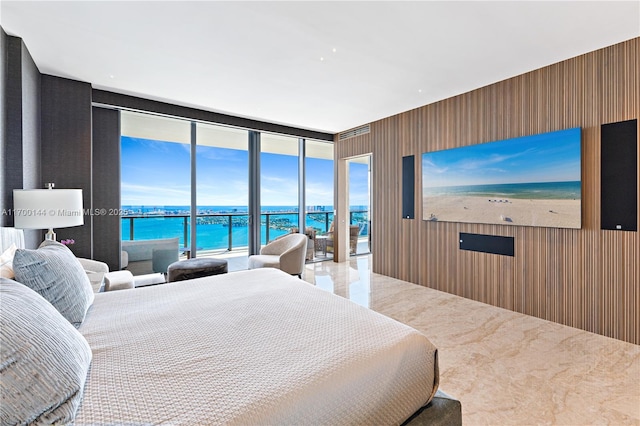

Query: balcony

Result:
[121,210,370,268]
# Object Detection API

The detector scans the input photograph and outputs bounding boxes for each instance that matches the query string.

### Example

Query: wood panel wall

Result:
[336,38,639,344]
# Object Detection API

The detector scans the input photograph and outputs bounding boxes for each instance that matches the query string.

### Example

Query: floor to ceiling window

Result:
[120,110,334,273]
[195,122,249,262]
[260,133,300,245]
[120,111,191,248]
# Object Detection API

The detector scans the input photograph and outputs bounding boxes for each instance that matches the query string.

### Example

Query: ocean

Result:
[121,205,369,251]
[423,181,581,200]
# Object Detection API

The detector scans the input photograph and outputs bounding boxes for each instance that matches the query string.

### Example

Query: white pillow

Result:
[13,241,94,326]
[0,277,92,424]
[0,243,17,278]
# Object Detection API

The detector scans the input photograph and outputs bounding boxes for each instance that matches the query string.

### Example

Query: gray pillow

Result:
[13,240,94,326]
[0,277,92,425]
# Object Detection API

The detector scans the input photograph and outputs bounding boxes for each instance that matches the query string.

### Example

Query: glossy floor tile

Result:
[303,256,640,425]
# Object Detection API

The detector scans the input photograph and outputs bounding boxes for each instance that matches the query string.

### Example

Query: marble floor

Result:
[302,255,640,425]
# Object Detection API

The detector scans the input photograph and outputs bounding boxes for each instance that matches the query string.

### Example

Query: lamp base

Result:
[45,229,56,241]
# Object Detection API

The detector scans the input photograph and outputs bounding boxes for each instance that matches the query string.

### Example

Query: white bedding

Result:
[76,268,438,425]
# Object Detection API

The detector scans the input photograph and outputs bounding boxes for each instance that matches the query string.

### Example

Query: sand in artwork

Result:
[423,195,580,228]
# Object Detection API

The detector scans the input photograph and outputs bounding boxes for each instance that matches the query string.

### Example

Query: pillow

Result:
[0,278,92,425]
[0,243,17,278]
[13,240,94,326]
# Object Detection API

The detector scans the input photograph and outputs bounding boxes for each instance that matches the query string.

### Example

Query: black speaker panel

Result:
[402,155,415,219]
[459,233,514,257]
[601,119,637,231]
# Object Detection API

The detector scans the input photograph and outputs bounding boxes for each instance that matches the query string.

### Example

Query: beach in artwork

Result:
[423,194,580,228]
[422,181,581,228]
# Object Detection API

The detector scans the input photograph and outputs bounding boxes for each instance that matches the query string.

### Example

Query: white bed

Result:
[75,268,439,425]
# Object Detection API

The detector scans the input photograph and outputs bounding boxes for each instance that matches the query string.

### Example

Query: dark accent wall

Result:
[92,107,121,270]
[0,29,7,223]
[41,75,93,258]
[1,32,41,248]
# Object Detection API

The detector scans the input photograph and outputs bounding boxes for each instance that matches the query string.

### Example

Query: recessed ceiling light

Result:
[109,75,115,79]
[418,89,422,93]
[320,57,324,61]
[332,48,337,53]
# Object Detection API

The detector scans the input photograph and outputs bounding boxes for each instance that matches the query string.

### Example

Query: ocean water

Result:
[121,205,369,251]
[424,181,581,200]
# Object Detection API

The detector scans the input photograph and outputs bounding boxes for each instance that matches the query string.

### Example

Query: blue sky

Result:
[422,128,581,188]
[349,161,369,207]
[121,137,336,207]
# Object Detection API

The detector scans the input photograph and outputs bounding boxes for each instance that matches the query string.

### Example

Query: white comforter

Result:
[76,268,438,425]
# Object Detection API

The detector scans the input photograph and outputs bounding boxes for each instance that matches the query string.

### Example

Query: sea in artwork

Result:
[121,205,368,251]
[423,181,581,200]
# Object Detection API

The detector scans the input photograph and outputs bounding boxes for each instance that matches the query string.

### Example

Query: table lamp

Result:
[13,183,84,242]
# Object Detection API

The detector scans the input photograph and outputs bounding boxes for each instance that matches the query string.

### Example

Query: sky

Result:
[422,127,581,188]
[121,136,349,207]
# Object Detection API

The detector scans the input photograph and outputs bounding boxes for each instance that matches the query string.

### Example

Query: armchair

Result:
[247,233,308,277]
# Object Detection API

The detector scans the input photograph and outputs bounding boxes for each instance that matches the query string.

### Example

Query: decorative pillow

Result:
[0,278,92,425]
[13,240,94,326]
[0,243,17,278]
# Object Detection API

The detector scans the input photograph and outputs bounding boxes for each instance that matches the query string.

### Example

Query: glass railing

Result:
[121,210,369,253]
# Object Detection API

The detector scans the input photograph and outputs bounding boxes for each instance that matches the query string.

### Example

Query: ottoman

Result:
[167,258,228,282]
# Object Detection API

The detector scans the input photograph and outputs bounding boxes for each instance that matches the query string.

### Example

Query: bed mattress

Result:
[76,268,438,425]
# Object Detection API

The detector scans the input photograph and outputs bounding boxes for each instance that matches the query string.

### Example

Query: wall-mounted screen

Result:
[422,128,581,229]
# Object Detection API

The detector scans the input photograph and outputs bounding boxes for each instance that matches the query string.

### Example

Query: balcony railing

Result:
[121,210,369,253]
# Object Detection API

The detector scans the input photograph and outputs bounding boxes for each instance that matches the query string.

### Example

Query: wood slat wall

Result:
[335,38,639,344]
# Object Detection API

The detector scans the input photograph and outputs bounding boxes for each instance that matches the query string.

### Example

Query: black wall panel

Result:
[402,155,415,219]
[3,36,25,224]
[0,29,7,221]
[601,119,638,231]
[459,232,515,256]
[1,34,42,247]
[92,107,121,270]
[41,75,93,257]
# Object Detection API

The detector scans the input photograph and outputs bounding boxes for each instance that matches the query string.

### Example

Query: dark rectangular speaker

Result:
[601,119,637,231]
[402,155,415,219]
[459,233,514,256]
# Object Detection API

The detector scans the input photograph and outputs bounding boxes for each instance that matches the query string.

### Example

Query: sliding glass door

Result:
[260,134,300,245]
[348,155,371,255]
[195,123,249,268]
[120,111,191,249]
[305,140,334,259]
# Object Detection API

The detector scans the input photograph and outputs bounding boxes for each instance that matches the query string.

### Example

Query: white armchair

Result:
[0,227,109,292]
[247,233,308,278]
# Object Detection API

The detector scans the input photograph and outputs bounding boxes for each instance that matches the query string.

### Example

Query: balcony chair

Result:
[292,227,316,261]
[325,222,360,255]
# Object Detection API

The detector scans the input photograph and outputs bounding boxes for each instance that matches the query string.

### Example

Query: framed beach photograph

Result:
[422,127,582,229]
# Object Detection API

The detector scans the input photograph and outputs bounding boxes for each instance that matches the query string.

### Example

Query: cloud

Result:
[457,149,535,171]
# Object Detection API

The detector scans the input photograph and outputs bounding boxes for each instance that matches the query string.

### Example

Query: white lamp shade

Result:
[13,189,84,229]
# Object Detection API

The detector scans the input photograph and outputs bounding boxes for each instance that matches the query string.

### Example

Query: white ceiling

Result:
[1,1,639,134]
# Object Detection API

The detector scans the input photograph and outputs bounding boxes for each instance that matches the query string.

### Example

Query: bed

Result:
[1,229,460,425]
[76,268,439,424]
